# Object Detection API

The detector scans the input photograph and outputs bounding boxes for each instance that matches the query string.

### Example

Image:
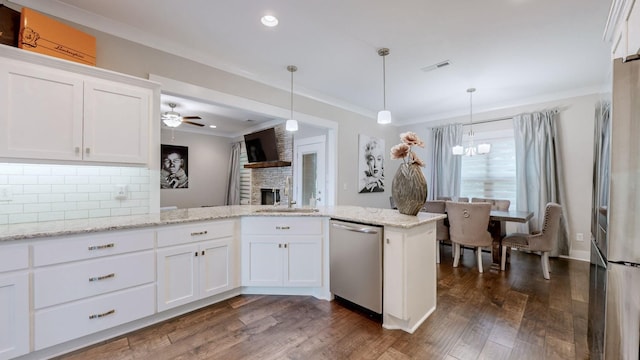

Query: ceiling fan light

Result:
[286,119,298,132]
[452,145,464,155]
[377,110,391,124]
[162,111,182,127]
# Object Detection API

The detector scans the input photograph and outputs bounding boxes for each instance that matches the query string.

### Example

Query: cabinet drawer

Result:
[0,244,28,273]
[33,229,154,266]
[34,251,154,309]
[242,217,323,235]
[34,284,155,350]
[157,220,235,247]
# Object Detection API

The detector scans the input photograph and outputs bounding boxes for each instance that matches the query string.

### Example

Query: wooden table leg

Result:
[488,220,505,270]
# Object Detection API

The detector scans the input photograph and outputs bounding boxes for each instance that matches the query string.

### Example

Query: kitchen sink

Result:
[254,207,319,213]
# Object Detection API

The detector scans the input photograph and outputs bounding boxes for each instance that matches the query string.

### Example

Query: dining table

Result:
[488,209,534,270]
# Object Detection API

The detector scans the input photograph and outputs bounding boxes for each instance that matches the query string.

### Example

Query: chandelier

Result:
[452,88,490,156]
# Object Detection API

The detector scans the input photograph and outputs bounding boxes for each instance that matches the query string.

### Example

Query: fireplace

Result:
[261,188,281,205]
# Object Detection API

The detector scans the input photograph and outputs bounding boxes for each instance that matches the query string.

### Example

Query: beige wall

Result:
[398,93,609,260]
[160,130,232,209]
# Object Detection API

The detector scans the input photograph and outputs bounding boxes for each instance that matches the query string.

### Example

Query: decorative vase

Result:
[392,163,428,215]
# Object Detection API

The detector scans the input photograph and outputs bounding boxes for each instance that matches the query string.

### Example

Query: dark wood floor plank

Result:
[55,247,592,360]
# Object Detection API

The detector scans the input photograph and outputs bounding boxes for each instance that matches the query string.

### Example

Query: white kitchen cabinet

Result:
[0,46,155,164]
[627,2,640,58]
[383,222,437,333]
[0,245,29,360]
[241,217,323,287]
[32,229,156,350]
[607,0,640,60]
[156,220,238,311]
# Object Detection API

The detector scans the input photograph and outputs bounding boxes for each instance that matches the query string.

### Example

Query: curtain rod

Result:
[462,108,559,127]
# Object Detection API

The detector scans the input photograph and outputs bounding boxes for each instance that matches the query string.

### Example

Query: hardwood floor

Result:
[56,245,590,360]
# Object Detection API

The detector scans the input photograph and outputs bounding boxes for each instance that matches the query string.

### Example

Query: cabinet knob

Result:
[85,147,91,154]
[386,238,390,244]
[75,147,80,154]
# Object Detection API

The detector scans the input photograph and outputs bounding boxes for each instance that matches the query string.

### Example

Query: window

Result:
[460,129,516,207]
[239,142,251,204]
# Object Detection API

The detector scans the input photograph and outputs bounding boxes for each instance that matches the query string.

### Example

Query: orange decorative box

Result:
[19,8,96,66]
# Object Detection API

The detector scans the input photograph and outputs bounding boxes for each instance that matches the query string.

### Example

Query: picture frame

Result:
[358,134,385,193]
[161,144,189,189]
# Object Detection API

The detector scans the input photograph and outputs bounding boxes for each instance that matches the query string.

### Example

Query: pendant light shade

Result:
[286,65,299,132]
[162,103,183,128]
[452,88,491,156]
[377,48,392,124]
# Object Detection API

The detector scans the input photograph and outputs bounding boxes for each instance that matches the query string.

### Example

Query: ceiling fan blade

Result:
[182,120,205,127]
[182,116,202,120]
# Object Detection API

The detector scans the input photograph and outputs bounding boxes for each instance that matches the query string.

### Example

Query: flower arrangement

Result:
[390,132,425,167]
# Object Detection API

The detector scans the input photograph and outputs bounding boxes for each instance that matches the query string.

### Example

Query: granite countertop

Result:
[0,205,446,242]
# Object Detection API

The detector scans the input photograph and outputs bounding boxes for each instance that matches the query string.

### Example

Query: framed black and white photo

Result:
[161,144,189,189]
[358,134,385,193]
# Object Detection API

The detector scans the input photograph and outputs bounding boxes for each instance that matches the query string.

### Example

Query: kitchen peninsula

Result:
[0,205,444,360]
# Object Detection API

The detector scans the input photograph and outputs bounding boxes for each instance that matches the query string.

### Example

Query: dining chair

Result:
[471,197,510,211]
[500,202,562,279]
[445,201,493,273]
[421,200,449,263]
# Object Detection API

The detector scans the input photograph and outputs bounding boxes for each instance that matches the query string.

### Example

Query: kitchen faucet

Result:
[285,176,296,208]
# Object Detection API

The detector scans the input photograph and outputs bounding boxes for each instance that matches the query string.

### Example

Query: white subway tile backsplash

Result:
[1,163,151,224]
[24,203,52,213]
[10,175,38,185]
[51,166,78,176]
[9,213,38,224]
[23,185,52,194]
[51,184,78,193]
[65,176,89,185]
[89,209,111,218]
[38,175,65,185]
[65,210,89,220]
[65,193,89,202]
[38,212,65,222]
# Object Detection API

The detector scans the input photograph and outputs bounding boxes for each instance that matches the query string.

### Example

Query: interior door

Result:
[295,135,326,207]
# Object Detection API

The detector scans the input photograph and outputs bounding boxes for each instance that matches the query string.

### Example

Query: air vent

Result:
[421,60,451,72]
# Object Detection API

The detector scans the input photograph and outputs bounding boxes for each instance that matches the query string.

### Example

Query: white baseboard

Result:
[563,249,590,262]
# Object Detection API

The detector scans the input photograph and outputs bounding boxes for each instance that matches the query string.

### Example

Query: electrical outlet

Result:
[576,233,584,241]
[0,185,12,201]
[114,184,128,200]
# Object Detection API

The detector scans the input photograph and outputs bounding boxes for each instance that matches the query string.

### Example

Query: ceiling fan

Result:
[161,103,204,127]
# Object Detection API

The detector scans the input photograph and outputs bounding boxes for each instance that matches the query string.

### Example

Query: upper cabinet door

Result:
[0,60,84,161]
[83,79,150,164]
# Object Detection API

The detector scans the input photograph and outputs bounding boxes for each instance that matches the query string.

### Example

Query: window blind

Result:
[460,133,516,207]
[239,142,251,204]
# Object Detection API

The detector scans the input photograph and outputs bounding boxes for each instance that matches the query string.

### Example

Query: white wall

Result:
[160,130,232,209]
[398,93,609,260]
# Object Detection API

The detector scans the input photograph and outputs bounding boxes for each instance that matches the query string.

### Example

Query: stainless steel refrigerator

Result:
[588,57,640,360]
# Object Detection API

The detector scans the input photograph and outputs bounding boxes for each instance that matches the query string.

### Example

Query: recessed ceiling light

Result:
[209,125,217,128]
[261,15,278,27]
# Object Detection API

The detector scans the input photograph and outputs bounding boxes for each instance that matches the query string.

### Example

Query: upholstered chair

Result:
[471,197,511,211]
[500,203,562,279]
[445,201,493,273]
[421,200,449,263]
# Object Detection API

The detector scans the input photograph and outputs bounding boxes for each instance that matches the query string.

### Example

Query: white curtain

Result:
[225,142,242,205]
[513,110,569,256]
[430,124,463,200]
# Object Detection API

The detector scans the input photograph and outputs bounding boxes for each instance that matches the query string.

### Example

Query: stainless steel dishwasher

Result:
[329,219,383,315]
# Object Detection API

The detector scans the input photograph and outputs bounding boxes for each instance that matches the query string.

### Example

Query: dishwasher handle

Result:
[331,222,381,234]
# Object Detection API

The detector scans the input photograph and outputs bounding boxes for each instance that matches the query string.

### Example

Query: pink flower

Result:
[400,132,425,148]
[390,143,410,159]
[391,132,426,167]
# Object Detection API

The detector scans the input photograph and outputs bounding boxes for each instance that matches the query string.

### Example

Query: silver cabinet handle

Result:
[191,231,208,236]
[75,147,80,154]
[89,273,115,282]
[88,243,114,251]
[276,226,290,230]
[85,147,91,154]
[89,309,115,319]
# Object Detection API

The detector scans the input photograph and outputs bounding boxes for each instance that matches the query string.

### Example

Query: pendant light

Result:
[286,65,299,132]
[162,103,183,128]
[452,88,491,156]
[377,48,391,124]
